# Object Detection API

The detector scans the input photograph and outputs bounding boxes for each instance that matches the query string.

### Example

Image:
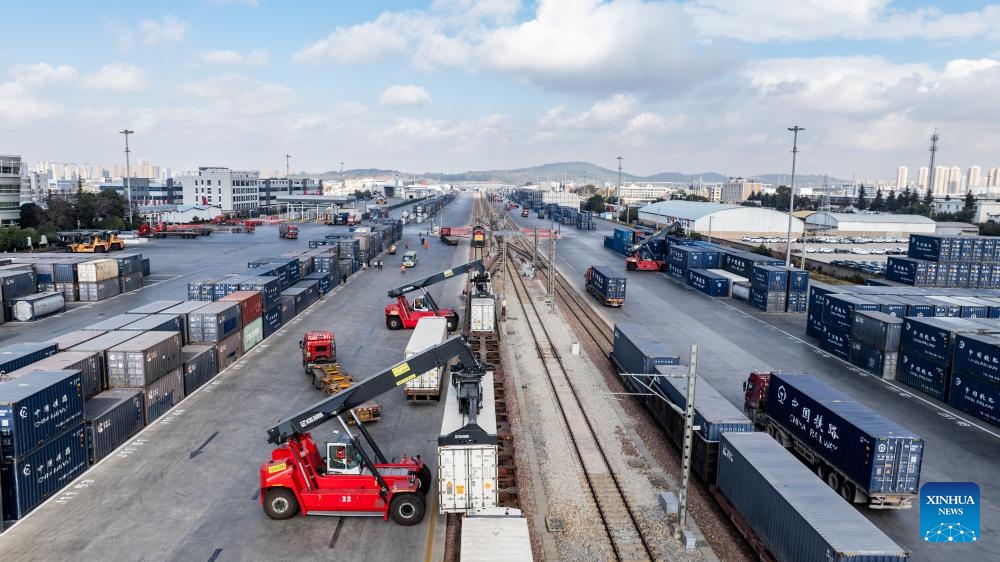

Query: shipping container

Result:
[404,318,448,400]
[849,340,899,379]
[0,270,38,302]
[216,331,243,372]
[141,258,150,276]
[951,296,997,318]
[187,301,241,344]
[114,253,143,275]
[611,324,681,376]
[48,330,105,351]
[948,373,1000,427]
[852,310,903,351]
[77,259,119,283]
[751,265,789,292]
[181,345,218,394]
[51,260,77,284]
[162,300,211,316]
[0,342,60,381]
[241,317,264,354]
[438,370,498,514]
[749,287,787,313]
[68,331,143,381]
[763,373,924,501]
[11,292,65,322]
[84,389,144,464]
[784,267,809,293]
[142,367,185,424]
[187,277,224,301]
[238,276,283,310]
[106,331,184,388]
[220,290,264,326]
[899,316,1000,365]
[0,370,84,460]
[460,515,533,562]
[823,294,878,331]
[121,313,187,343]
[127,300,183,315]
[119,271,143,293]
[280,289,308,316]
[586,266,626,306]
[5,351,103,400]
[78,278,121,302]
[897,351,950,401]
[652,368,753,441]
[291,281,319,307]
[262,304,282,339]
[819,324,851,360]
[716,433,910,562]
[302,272,332,295]
[686,268,730,297]
[730,282,750,302]
[84,313,147,331]
[953,333,1000,386]
[1,423,88,521]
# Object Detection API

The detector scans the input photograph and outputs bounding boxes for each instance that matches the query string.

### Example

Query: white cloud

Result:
[200,49,270,67]
[380,85,432,108]
[684,0,1000,43]
[179,73,296,114]
[82,63,148,93]
[538,94,640,131]
[139,16,187,46]
[0,63,77,124]
[293,13,412,64]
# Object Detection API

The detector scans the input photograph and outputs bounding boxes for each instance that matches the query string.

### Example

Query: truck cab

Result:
[301,331,336,373]
[742,371,771,421]
[521,208,529,217]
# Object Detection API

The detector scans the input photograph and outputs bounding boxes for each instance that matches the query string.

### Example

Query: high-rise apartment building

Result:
[932,166,949,196]
[917,166,929,190]
[989,167,1000,188]
[719,177,764,203]
[896,166,908,189]
[948,166,962,194]
[0,155,24,225]
[967,166,982,191]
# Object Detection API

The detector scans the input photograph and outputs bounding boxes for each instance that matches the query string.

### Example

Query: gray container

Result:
[187,301,241,343]
[119,271,143,293]
[851,310,903,351]
[85,313,147,331]
[55,282,78,302]
[121,313,187,343]
[182,345,218,394]
[78,278,121,302]
[107,331,184,388]
[215,331,243,372]
[717,433,909,562]
[162,300,212,316]
[48,329,105,351]
[5,351,104,400]
[142,367,185,424]
[11,292,65,322]
[127,300,183,315]
[84,389,145,464]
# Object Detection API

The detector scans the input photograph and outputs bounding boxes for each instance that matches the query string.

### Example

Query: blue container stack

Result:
[575,210,596,230]
[749,265,788,313]
[604,228,634,256]
[783,266,809,312]
[886,234,1000,288]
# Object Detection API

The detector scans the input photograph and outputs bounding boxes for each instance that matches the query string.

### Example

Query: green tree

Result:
[965,190,976,211]
[856,184,868,210]
[922,188,934,207]
[618,207,638,223]
[586,194,606,213]
[872,189,885,212]
[685,194,709,202]
[19,203,43,229]
[886,191,897,212]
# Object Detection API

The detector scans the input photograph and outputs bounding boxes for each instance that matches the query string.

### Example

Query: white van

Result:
[402,251,418,268]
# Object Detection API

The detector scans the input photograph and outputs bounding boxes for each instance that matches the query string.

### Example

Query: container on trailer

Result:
[83,389,144,464]
[84,313,146,332]
[181,345,218,394]
[0,423,88,521]
[469,295,496,333]
[220,290,264,326]
[900,316,1000,365]
[0,370,84,460]
[241,317,264,354]
[852,310,903,350]
[262,304,282,338]
[142,367,185,424]
[716,433,910,562]
[587,265,626,304]
[765,372,924,496]
[11,292,65,322]
[215,331,243,372]
[896,351,950,401]
[48,330,105,351]
[0,342,60,379]
[187,301,241,344]
[403,318,448,400]
[610,324,680,376]
[77,259,118,283]
[78,278,121,302]
[5,351,103,400]
[106,331,183,388]
[948,373,1000,427]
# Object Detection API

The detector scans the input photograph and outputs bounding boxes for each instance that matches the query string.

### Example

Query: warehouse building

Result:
[805,212,935,234]
[637,201,804,234]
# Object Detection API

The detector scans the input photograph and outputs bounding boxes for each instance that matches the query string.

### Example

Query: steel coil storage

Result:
[83,389,144,464]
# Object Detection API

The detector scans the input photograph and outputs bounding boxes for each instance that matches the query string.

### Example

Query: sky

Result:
[2,0,1000,180]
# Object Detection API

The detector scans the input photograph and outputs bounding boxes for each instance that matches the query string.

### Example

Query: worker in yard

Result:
[400,263,406,275]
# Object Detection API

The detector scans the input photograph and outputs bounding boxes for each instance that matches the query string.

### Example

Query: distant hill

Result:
[305,162,848,187]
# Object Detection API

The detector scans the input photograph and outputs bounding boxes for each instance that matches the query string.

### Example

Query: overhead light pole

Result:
[119,129,134,225]
[616,156,623,222]
[785,125,804,267]
[286,154,291,178]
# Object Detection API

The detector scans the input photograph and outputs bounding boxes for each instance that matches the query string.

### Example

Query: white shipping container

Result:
[241,317,263,353]
[469,296,496,333]
[460,513,533,562]
[78,259,119,282]
[731,281,751,302]
[403,317,448,396]
[438,445,499,514]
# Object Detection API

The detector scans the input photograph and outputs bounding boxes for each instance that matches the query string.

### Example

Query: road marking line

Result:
[424,482,438,562]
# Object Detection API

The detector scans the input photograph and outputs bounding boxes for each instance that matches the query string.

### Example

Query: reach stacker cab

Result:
[385,260,485,332]
[260,335,490,525]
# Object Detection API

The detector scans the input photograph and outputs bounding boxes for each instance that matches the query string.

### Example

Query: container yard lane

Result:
[0,195,474,561]
[509,211,999,562]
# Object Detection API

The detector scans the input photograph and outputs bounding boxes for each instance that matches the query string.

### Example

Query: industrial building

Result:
[0,155,24,225]
[637,201,804,234]
[179,167,261,213]
[805,212,936,234]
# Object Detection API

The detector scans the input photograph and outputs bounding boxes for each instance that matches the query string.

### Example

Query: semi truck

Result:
[279,223,299,239]
[585,265,626,306]
[743,371,924,509]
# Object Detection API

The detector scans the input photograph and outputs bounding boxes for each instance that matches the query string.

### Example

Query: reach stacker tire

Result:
[389,493,426,526]
[263,488,300,520]
[387,317,403,330]
[446,317,458,332]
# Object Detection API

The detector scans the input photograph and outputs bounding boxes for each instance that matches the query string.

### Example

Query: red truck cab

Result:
[300,331,336,373]
[742,371,771,420]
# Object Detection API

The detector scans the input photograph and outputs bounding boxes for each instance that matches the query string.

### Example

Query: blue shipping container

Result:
[900,317,1000,365]
[953,333,1000,386]
[1,423,88,521]
[820,325,851,360]
[587,266,626,304]
[896,351,950,401]
[948,373,1000,427]
[262,304,282,338]
[611,324,680,376]
[822,294,878,331]
[653,371,753,441]
[686,269,729,297]
[84,389,144,464]
[0,342,59,374]
[765,373,924,496]
[0,370,84,460]
[751,265,789,292]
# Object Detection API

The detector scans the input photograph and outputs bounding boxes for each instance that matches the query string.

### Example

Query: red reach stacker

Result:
[625,221,683,271]
[260,335,489,525]
[384,260,485,332]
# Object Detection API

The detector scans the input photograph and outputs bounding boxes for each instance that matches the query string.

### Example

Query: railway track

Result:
[478,196,655,562]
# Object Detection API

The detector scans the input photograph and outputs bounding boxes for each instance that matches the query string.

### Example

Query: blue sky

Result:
[3,1,1000,180]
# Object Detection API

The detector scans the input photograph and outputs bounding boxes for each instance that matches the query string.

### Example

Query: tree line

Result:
[0,190,133,252]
